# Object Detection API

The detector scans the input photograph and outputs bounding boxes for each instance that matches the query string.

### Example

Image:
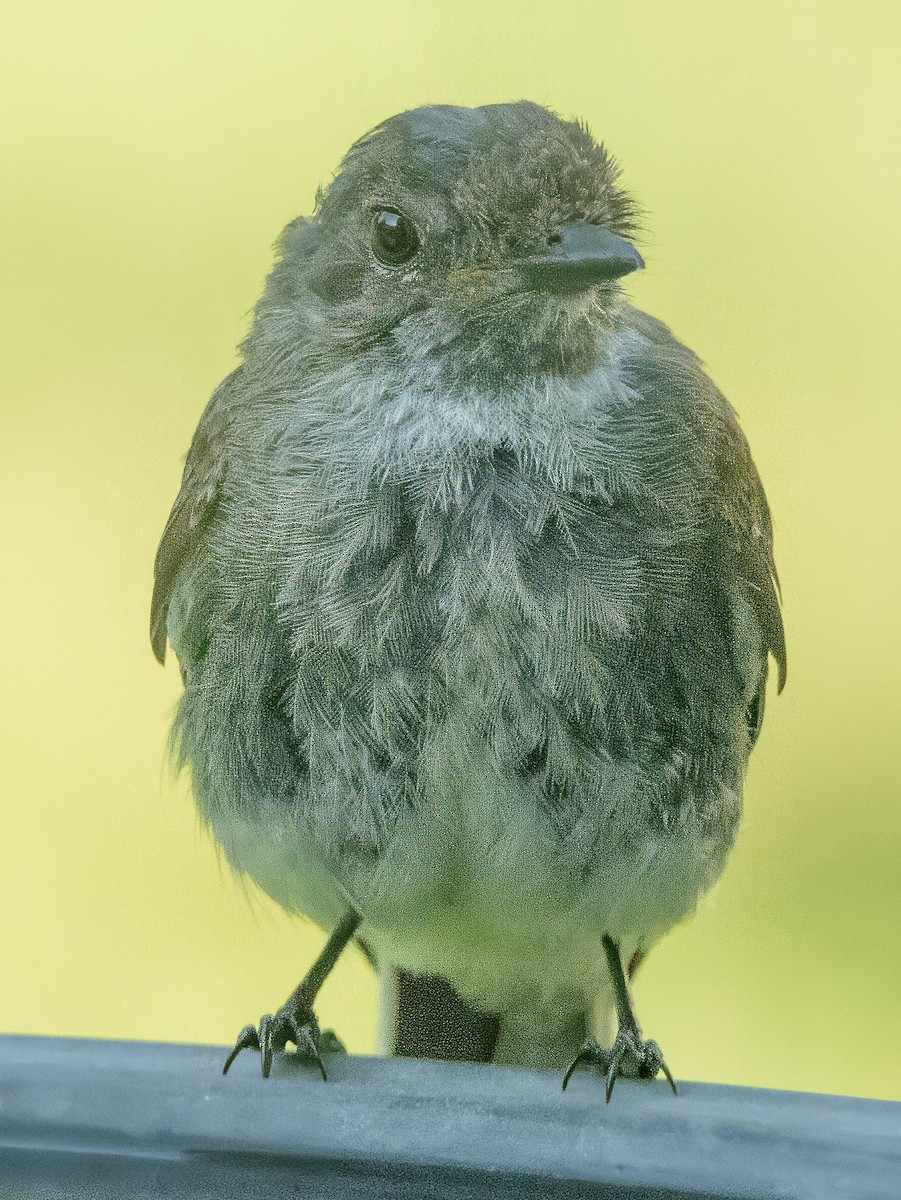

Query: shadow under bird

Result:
[151,102,785,1101]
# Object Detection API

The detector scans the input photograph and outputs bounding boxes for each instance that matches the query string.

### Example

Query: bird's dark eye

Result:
[372,208,420,266]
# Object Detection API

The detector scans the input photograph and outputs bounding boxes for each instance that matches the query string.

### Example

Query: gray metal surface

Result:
[0,1034,898,1198]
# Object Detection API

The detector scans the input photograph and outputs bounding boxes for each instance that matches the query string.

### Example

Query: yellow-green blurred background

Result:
[2,1,899,1102]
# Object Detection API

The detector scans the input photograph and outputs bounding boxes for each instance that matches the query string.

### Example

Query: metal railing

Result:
[1,1034,898,1198]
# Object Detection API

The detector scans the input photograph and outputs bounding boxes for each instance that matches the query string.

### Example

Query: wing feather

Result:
[150,370,239,663]
[622,311,786,695]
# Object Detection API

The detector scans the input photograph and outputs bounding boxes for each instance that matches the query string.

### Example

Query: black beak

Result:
[519,224,644,292]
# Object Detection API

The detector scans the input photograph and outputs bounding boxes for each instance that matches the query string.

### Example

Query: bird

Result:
[150,101,785,1101]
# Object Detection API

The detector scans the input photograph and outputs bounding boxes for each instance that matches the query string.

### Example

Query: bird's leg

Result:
[562,934,677,1102]
[223,907,362,1079]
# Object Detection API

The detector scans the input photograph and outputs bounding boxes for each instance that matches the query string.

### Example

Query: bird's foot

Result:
[562,1028,677,1103]
[222,992,345,1080]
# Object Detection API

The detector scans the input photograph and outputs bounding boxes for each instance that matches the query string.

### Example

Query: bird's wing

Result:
[621,311,787,697]
[150,369,239,664]
[713,399,787,694]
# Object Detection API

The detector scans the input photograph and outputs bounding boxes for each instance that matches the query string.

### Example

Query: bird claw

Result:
[562,1029,677,1102]
[222,996,343,1079]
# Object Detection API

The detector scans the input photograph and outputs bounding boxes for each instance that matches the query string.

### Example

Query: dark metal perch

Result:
[1,1035,898,1199]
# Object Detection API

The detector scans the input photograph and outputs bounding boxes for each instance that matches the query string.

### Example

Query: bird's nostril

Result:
[547,231,563,246]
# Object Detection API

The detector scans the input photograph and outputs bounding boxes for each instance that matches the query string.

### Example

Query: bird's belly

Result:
[367,717,736,989]
[200,521,745,1007]
[206,701,738,1010]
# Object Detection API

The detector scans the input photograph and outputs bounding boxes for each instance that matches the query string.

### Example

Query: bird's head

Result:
[252,102,643,391]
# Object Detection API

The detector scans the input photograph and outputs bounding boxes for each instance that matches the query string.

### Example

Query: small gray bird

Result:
[151,102,785,1100]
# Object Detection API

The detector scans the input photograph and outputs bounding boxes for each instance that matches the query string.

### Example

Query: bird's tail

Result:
[377,961,617,1070]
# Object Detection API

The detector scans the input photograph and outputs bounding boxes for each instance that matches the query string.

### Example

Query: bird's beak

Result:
[519,224,644,292]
